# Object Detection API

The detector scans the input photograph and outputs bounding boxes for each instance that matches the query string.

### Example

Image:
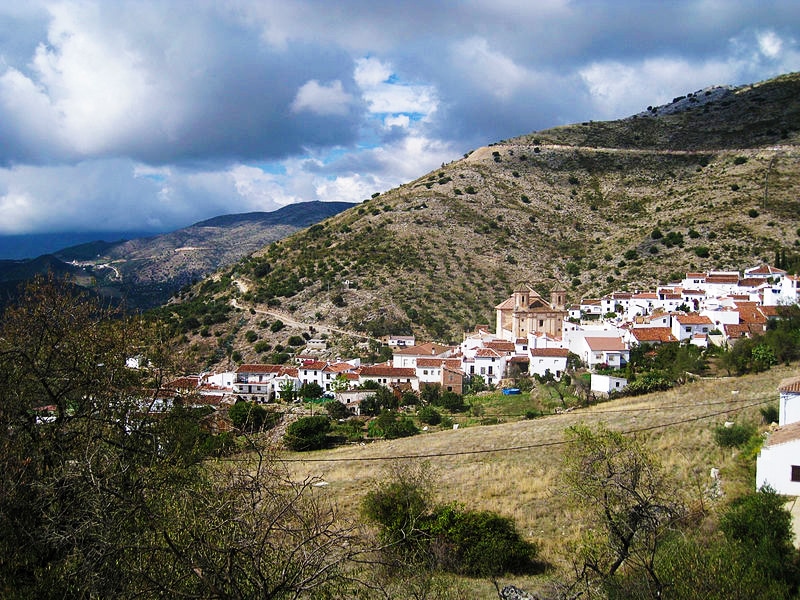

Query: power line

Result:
[268,397,773,463]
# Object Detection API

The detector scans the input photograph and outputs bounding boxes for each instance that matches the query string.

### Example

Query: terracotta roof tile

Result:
[530,348,570,357]
[778,376,800,394]
[359,365,416,378]
[675,313,713,325]
[585,337,626,351]
[765,420,800,447]
[630,327,677,343]
[236,364,283,374]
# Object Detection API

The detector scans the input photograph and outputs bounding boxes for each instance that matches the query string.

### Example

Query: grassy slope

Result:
[281,365,792,594]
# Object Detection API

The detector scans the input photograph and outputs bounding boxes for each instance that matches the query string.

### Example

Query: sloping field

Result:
[282,365,794,573]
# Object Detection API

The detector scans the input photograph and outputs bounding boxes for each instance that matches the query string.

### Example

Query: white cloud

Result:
[384,114,410,128]
[354,57,392,88]
[580,57,739,119]
[291,79,352,116]
[758,30,783,59]
[354,56,438,118]
[450,37,536,99]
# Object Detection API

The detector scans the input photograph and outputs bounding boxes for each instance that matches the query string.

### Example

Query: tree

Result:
[284,415,332,450]
[299,381,324,400]
[325,399,351,420]
[0,275,368,597]
[720,486,800,592]
[279,379,296,402]
[417,406,442,425]
[562,425,686,597]
[362,463,538,578]
[467,374,486,393]
[228,399,279,432]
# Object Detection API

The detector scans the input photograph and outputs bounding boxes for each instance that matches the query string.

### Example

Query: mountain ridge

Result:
[0,201,355,310]
[160,72,800,370]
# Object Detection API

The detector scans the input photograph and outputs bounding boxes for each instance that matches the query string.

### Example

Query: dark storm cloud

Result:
[0,0,798,235]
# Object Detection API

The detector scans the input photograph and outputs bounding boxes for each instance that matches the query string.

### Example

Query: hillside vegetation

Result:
[163,72,800,369]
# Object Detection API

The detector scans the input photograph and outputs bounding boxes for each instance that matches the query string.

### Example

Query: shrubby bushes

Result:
[361,465,538,577]
[284,415,331,450]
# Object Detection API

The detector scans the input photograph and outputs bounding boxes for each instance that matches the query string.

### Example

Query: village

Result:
[155,262,799,414]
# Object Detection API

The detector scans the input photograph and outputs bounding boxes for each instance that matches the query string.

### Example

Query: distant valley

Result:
[0,201,354,310]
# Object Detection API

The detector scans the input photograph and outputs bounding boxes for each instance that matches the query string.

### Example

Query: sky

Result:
[0,0,799,237]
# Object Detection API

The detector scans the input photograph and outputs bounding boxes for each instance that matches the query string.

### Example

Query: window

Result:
[792,465,800,482]
[685,326,692,332]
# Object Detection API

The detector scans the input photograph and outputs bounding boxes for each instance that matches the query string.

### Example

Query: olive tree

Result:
[561,425,686,597]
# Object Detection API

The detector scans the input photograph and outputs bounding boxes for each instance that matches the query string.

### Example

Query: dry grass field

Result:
[278,365,795,594]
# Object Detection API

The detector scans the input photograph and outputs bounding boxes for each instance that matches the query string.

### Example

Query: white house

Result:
[471,348,507,386]
[234,364,284,402]
[392,342,456,369]
[755,423,800,495]
[756,375,800,495]
[529,347,569,380]
[576,336,629,371]
[671,313,713,343]
[778,375,800,426]
[590,374,628,396]
[358,364,419,391]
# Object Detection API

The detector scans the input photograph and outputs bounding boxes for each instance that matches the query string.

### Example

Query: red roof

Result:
[778,376,800,394]
[674,313,713,325]
[765,420,800,446]
[236,364,283,374]
[393,342,454,356]
[416,357,461,369]
[585,337,626,351]
[359,365,416,378]
[485,340,515,353]
[475,348,503,358]
[530,348,570,357]
[631,327,677,343]
[746,264,786,276]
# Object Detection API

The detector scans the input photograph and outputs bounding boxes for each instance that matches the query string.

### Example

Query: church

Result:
[495,285,568,341]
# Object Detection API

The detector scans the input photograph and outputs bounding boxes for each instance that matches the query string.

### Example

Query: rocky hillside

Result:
[162,73,800,369]
[0,201,354,310]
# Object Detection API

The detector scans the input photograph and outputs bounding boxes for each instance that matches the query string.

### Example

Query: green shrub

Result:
[253,340,272,353]
[713,422,756,448]
[368,411,418,439]
[760,404,779,424]
[284,416,331,451]
[417,406,442,425]
[694,246,710,258]
[228,400,280,432]
[427,504,537,577]
[720,487,800,590]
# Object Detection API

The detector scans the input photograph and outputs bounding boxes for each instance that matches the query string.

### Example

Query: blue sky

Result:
[0,0,798,235]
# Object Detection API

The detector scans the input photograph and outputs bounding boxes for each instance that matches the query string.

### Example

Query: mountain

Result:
[164,72,800,369]
[0,201,355,310]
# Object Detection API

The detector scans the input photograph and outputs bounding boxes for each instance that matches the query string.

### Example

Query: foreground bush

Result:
[362,464,538,577]
[284,415,331,450]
